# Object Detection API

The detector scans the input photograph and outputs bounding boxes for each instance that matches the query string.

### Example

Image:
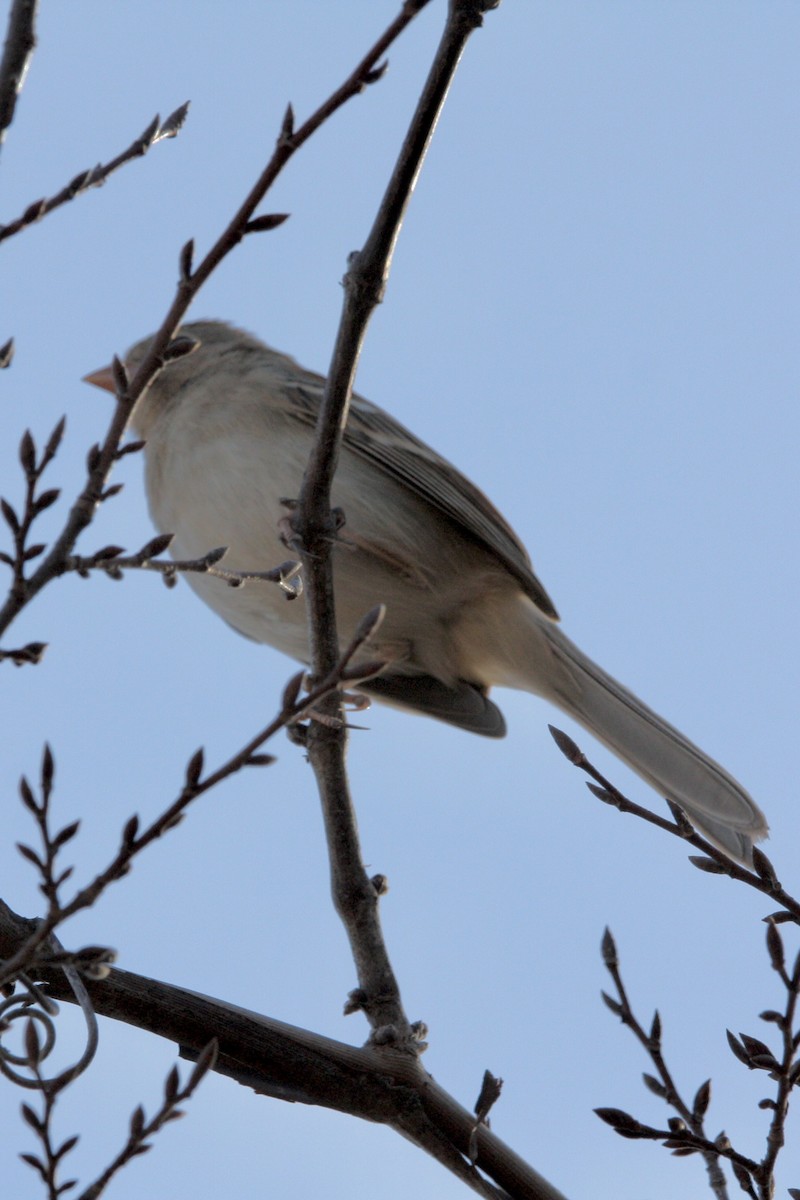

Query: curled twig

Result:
[17,1039,216,1200]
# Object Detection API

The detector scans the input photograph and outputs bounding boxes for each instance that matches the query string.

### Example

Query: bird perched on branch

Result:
[85,320,768,863]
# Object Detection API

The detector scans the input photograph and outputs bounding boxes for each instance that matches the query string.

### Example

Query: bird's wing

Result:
[285,377,559,620]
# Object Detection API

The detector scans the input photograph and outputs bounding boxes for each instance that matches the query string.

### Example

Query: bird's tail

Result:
[493,601,768,863]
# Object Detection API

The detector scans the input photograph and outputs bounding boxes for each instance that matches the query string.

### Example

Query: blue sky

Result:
[2,4,799,1198]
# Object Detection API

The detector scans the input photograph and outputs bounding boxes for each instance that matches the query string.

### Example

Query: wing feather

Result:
[286,379,558,620]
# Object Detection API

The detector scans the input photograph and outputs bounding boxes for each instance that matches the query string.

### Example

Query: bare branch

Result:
[63,541,303,597]
[599,923,800,1198]
[0,103,190,243]
[0,1,430,648]
[0,635,379,993]
[290,0,500,1053]
[549,727,800,923]
[75,1046,217,1200]
[757,924,800,1186]
[0,0,38,153]
[598,930,733,1196]
[0,912,569,1200]
[0,639,46,665]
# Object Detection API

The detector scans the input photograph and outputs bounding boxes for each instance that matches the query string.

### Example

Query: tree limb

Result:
[0,0,38,152]
[0,0,430,644]
[0,901,568,1200]
[294,0,502,1051]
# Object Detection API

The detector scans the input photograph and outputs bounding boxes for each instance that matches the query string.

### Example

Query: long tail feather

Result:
[500,605,768,864]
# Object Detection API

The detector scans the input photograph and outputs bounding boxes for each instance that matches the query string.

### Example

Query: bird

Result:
[85,320,768,863]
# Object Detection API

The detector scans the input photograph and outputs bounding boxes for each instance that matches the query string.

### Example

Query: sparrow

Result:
[85,320,768,862]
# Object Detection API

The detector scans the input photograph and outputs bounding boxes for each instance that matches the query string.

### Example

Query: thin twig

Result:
[0,623,377,994]
[0,103,189,243]
[65,541,303,598]
[752,924,800,1191]
[598,924,800,1199]
[75,1045,217,1200]
[0,0,430,647]
[0,639,46,664]
[548,726,800,921]
[599,929,731,1198]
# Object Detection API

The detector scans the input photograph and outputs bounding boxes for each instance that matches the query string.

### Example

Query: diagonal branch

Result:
[293,0,502,1050]
[0,903,568,1200]
[549,726,799,921]
[0,104,190,244]
[0,0,38,153]
[0,0,431,645]
[0,626,379,994]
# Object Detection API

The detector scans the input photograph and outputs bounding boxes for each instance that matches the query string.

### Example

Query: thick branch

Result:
[294,0,499,1050]
[0,902,568,1200]
[0,0,37,152]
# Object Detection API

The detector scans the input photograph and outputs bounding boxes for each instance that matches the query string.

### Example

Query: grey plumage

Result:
[86,320,769,863]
